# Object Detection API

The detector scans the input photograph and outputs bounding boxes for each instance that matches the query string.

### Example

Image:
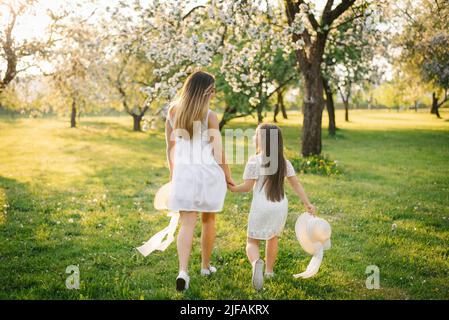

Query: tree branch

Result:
[182,5,205,21]
[267,75,295,99]
[437,88,448,108]
[326,0,356,25]
[284,0,310,69]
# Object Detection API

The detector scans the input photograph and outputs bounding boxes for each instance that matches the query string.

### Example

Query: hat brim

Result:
[295,213,320,255]
[154,182,171,210]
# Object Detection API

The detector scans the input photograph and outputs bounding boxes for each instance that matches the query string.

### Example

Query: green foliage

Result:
[290,155,341,176]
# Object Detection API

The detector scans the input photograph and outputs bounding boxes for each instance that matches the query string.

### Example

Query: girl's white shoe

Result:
[176,271,190,291]
[200,265,217,276]
[265,272,275,279]
[252,259,265,291]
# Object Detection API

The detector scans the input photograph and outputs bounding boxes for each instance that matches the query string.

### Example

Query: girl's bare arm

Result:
[229,179,256,193]
[287,176,316,214]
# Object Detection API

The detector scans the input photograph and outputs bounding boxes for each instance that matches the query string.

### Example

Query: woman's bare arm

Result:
[165,116,175,180]
[208,111,235,186]
[287,176,316,214]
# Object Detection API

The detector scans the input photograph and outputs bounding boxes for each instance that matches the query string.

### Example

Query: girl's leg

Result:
[177,211,198,273]
[265,236,278,274]
[247,237,264,290]
[201,212,216,269]
[246,238,260,264]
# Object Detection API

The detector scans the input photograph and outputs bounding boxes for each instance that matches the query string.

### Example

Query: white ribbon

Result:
[136,182,179,257]
[136,211,179,257]
[293,247,323,279]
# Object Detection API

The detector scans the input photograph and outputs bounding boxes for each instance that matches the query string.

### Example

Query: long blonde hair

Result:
[171,71,215,138]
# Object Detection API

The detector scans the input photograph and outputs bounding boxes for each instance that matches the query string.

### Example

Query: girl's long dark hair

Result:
[257,124,286,202]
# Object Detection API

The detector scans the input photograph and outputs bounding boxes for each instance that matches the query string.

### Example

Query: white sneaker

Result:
[176,271,190,291]
[200,265,217,276]
[265,272,275,279]
[252,259,264,291]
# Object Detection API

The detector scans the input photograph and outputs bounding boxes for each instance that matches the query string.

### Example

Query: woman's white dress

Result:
[167,109,227,213]
[243,154,296,240]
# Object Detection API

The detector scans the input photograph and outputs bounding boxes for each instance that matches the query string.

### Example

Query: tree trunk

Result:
[70,100,77,128]
[281,102,288,119]
[344,100,349,122]
[219,116,226,131]
[301,68,324,157]
[132,114,143,131]
[323,78,336,136]
[257,104,263,124]
[274,104,279,122]
[431,92,441,118]
[284,0,356,157]
[273,90,288,123]
[414,100,418,112]
[219,106,236,131]
[278,90,288,120]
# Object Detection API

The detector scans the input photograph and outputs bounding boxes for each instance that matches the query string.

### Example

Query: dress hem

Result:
[247,232,282,241]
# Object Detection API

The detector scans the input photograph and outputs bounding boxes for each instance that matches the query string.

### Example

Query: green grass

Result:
[0,110,448,300]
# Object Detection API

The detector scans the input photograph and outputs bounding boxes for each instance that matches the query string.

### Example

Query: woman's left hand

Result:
[226,177,236,187]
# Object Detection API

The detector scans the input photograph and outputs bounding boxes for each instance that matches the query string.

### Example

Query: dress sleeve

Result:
[243,157,259,180]
[285,160,296,177]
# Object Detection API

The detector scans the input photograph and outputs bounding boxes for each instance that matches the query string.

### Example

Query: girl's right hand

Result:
[306,204,316,216]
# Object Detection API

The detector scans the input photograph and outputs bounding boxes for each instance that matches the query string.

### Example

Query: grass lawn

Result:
[0,109,448,300]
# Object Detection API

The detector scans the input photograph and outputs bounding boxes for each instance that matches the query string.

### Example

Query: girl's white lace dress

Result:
[243,154,296,240]
[167,109,227,212]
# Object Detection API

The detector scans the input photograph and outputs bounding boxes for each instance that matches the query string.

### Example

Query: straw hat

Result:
[293,213,331,279]
[295,213,331,255]
[154,182,171,210]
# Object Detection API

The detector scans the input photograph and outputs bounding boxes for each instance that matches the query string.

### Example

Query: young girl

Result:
[229,123,315,291]
[166,71,234,291]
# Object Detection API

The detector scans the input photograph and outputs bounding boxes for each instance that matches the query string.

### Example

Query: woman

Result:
[165,71,234,291]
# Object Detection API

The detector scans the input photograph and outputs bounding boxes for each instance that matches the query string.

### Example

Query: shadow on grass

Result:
[0,176,35,222]
[0,176,85,298]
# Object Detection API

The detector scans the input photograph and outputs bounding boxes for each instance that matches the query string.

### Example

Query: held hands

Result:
[228,184,238,193]
[226,177,236,189]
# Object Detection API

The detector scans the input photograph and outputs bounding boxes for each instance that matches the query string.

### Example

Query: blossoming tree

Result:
[322,3,383,126]
[284,0,376,156]
[395,0,449,118]
[214,1,299,127]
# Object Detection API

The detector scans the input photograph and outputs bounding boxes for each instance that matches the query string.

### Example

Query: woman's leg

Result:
[246,237,260,264]
[265,236,278,273]
[201,212,216,269]
[177,211,198,273]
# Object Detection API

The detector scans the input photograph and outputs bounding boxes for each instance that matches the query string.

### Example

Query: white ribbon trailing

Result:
[136,182,179,257]
[136,211,179,257]
[293,247,324,279]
